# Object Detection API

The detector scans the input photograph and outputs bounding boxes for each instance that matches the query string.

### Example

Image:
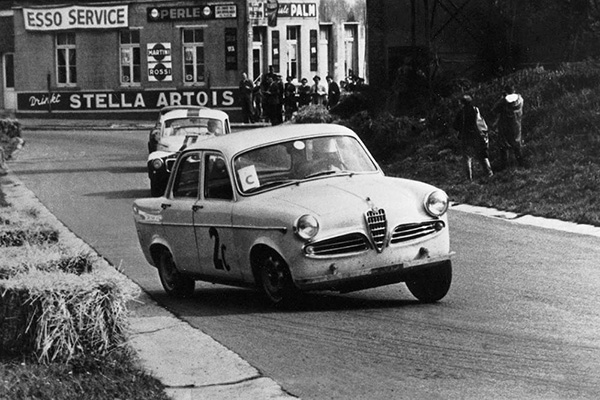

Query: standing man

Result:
[452,95,493,181]
[284,76,298,121]
[238,72,255,123]
[264,74,282,125]
[493,84,525,168]
[310,75,327,105]
[326,75,340,109]
[298,78,311,108]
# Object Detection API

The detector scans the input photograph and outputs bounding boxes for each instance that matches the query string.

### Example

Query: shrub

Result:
[0,119,24,173]
[341,111,428,162]
[292,104,336,123]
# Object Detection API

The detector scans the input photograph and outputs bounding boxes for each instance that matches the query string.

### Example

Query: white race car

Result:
[134,123,453,305]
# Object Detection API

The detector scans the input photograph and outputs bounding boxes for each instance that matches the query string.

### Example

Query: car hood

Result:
[264,174,435,220]
[157,136,185,152]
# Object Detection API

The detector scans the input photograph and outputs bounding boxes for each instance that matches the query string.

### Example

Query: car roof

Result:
[161,107,229,121]
[183,123,359,157]
[159,105,205,115]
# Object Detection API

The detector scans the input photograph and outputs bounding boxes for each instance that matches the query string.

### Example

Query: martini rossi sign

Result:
[148,43,172,82]
[17,89,238,112]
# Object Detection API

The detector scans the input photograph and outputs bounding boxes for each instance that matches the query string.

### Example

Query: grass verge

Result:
[0,348,169,400]
[0,178,169,399]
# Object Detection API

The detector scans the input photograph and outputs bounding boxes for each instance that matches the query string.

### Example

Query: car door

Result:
[160,151,203,274]
[193,152,241,281]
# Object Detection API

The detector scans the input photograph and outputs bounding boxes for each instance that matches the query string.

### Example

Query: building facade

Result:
[0,0,366,121]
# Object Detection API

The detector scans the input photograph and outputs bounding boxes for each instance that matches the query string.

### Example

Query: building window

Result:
[4,53,14,89]
[182,28,205,84]
[286,26,300,79]
[319,26,332,77]
[120,30,140,85]
[252,27,266,80]
[344,25,358,77]
[56,32,76,86]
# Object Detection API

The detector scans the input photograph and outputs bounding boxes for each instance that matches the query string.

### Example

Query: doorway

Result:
[2,53,16,110]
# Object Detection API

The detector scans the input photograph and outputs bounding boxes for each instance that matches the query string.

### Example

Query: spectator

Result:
[277,75,284,123]
[238,72,255,123]
[452,94,493,181]
[298,78,311,108]
[310,75,327,105]
[284,76,298,121]
[264,75,282,125]
[326,75,340,109]
[492,84,525,168]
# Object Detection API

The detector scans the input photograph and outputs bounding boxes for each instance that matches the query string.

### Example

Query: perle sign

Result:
[23,5,128,31]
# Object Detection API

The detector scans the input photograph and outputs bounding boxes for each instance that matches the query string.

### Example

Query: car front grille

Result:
[305,233,371,256]
[365,209,387,252]
[390,220,445,244]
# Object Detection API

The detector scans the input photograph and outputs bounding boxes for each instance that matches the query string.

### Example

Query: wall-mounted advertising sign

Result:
[277,3,317,18]
[147,43,172,82]
[18,89,239,112]
[248,2,316,21]
[147,4,237,22]
[23,5,128,31]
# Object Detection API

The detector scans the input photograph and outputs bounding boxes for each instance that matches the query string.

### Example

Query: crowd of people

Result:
[238,67,362,125]
[452,84,525,181]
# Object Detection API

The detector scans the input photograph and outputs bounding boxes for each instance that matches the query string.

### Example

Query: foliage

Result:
[292,104,336,123]
[386,60,600,226]
[0,348,170,400]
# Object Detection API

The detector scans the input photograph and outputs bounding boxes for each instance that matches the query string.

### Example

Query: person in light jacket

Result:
[493,84,525,168]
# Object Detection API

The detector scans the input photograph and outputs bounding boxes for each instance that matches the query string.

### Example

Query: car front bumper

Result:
[294,253,453,293]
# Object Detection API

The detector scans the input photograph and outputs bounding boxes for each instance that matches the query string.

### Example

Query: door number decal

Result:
[209,227,230,271]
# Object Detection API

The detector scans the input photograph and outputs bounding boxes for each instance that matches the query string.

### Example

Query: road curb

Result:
[0,171,297,400]
[450,202,600,238]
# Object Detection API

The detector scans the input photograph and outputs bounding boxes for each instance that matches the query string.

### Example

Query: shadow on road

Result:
[146,285,419,317]
[13,165,147,175]
[84,188,150,199]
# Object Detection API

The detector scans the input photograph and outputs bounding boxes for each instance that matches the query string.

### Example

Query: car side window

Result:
[172,152,201,198]
[204,154,233,200]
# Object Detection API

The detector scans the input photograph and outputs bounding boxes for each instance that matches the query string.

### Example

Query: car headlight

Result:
[294,214,319,241]
[424,190,449,217]
[151,158,164,170]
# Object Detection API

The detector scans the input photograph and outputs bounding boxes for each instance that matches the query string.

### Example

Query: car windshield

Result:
[164,118,223,136]
[234,135,378,194]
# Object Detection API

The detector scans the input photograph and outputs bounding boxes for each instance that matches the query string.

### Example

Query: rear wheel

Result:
[157,250,195,298]
[405,261,452,303]
[255,251,298,305]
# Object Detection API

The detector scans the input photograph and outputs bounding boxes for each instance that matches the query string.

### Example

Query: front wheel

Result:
[254,251,298,305]
[405,261,452,303]
[157,250,195,298]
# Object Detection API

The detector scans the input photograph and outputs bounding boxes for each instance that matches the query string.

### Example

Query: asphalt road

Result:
[9,127,600,400]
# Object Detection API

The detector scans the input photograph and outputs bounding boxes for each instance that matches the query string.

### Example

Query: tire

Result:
[405,261,452,303]
[157,250,195,298]
[254,251,298,305]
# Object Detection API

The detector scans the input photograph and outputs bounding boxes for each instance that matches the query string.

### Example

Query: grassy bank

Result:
[0,172,169,399]
[332,61,600,227]
[0,349,169,400]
